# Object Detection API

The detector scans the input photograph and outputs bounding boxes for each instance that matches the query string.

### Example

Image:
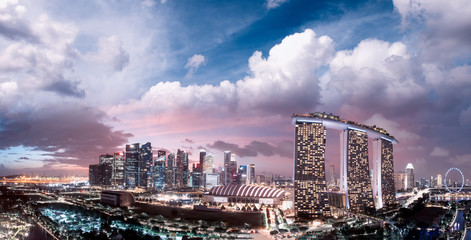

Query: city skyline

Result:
[1,0,471,179]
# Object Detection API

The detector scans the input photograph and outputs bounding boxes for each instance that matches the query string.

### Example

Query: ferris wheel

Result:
[444,167,465,193]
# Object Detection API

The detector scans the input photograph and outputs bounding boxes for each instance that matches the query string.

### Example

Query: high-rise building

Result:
[248,164,255,185]
[239,165,248,185]
[113,152,125,186]
[229,154,238,184]
[294,121,329,218]
[89,163,112,186]
[125,143,140,188]
[223,151,231,185]
[191,163,203,189]
[437,174,443,188]
[204,173,219,189]
[405,163,414,190]
[153,150,166,191]
[394,171,406,191]
[175,149,185,189]
[341,129,374,214]
[165,153,175,189]
[182,150,189,188]
[202,153,214,174]
[199,150,206,173]
[140,142,153,188]
[373,138,396,209]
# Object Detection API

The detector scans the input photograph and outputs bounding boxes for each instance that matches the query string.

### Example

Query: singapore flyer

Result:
[444,167,465,193]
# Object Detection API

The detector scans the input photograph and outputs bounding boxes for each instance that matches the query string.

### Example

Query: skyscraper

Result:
[113,152,125,186]
[238,165,248,185]
[175,149,185,189]
[341,129,374,214]
[182,150,189,188]
[140,142,153,188]
[153,150,166,191]
[437,174,443,188]
[405,163,414,190]
[125,143,140,188]
[199,149,206,173]
[294,121,329,218]
[223,151,231,185]
[89,163,112,186]
[229,153,238,184]
[166,153,175,189]
[373,138,395,209]
[202,153,214,174]
[248,164,255,185]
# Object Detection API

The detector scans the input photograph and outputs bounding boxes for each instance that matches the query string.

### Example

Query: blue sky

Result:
[0,0,471,180]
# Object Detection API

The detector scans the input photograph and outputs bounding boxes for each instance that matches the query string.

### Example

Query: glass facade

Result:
[140,142,153,188]
[125,143,140,188]
[294,122,329,218]
[344,129,374,214]
[380,139,395,208]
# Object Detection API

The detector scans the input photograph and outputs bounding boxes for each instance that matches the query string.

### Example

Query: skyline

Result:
[1,0,471,179]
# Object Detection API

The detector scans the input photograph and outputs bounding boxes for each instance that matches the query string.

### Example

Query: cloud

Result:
[266,0,288,9]
[430,147,450,157]
[183,138,194,143]
[185,54,206,78]
[0,104,132,168]
[84,35,130,72]
[19,157,30,160]
[43,78,85,98]
[112,29,333,120]
[207,140,293,158]
[393,0,471,61]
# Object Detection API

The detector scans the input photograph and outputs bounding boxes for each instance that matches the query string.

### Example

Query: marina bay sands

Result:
[292,112,398,219]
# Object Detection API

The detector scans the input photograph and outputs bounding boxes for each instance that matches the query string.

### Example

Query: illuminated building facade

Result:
[437,174,443,188]
[294,122,329,218]
[373,138,395,209]
[165,153,176,189]
[405,163,414,190]
[153,150,166,191]
[89,163,112,186]
[248,164,255,184]
[140,142,153,188]
[292,113,398,217]
[125,143,140,188]
[342,129,374,213]
[394,171,406,191]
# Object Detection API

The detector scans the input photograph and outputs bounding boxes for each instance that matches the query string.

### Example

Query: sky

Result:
[0,0,470,179]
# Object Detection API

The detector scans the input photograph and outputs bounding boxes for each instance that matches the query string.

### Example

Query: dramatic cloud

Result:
[185,54,206,78]
[112,29,333,117]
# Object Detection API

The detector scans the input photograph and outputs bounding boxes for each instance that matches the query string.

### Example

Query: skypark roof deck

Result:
[292,112,398,144]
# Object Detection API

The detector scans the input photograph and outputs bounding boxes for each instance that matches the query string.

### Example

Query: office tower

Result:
[394,171,406,191]
[182,150,189,187]
[294,122,329,218]
[437,174,443,188]
[153,150,166,191]
[373,138,395,209]
[239,165,248,185]
[202,153,214,174]
[199,150,206,173]
[175,149,185,189]
[405,163,414,190]
[229,154,238,184]
[329,165,336,186]
[166,153,175,189]
[430,176,435,188]
[248,164,255,184]
[140,142,153,188]
[125,143,140,188]
[223,151,231,185]
[113,152,125,186]
[204,173,219,189]
[89,163,112,186]
[341,129,374,214]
